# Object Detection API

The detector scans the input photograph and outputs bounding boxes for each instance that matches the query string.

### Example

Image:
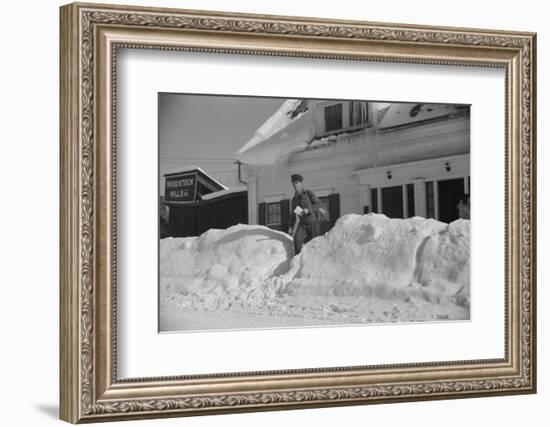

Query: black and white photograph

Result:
[159,94,471,332]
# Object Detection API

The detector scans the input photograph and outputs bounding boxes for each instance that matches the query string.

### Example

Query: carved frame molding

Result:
[60,3,536,423]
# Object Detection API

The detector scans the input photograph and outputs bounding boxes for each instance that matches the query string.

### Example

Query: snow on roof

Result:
[164,164,206,175]
[200,186,247,201]
[163,165,228,190]
[235,101,467,163]
[235,99,315,165]
[378,103,466,129]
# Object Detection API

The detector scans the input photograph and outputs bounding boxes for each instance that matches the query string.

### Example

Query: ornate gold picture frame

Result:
[60,2,536,423]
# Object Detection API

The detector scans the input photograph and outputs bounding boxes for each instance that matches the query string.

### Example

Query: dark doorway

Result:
[438,178,465,223]
[381,186,404,218]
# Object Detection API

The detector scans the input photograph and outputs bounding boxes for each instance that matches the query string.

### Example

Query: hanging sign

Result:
[165,173,196,202]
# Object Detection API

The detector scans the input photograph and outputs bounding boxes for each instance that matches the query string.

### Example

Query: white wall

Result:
[0,1,546,426]
[251,114,470,222]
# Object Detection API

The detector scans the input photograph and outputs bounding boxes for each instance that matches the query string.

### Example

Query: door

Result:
[438,178,465,223]
[381,186,404,218]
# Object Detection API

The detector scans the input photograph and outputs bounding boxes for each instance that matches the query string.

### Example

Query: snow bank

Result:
[276,214,470,306]
[160,214,470,313]
[160,224,294,310]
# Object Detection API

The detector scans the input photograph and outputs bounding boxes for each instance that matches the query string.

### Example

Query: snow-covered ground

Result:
[160,214,470,332]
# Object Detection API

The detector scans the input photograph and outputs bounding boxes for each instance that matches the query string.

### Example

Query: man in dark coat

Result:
[287,174,321,254]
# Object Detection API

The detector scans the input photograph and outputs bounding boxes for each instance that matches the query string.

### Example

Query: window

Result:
[426,181,435,218]
[349,101,369,127]
[406,183,415,217]
[318,194,340,235]
[266,202,282,230]
[318,196,331,222]
[324,103,343,132]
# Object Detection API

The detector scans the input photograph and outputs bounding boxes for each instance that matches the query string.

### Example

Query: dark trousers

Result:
[293,221,320,254]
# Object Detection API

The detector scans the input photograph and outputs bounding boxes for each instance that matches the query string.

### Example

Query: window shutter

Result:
[325,104,343,132]
[258,202,267,225]
[280,199,290,232]
[328,193,340,226]
[371,188,378,213]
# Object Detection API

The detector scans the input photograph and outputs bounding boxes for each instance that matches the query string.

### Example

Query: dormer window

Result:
[324,103,343,132]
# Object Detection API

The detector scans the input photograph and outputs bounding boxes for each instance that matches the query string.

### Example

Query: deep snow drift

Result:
[160,225,294,311]
[160,214,470,331]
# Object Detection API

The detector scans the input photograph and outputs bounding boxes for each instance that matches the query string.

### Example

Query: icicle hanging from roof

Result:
[235,99,315,166]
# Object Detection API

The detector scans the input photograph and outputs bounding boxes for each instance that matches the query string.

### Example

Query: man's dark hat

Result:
[290,174,303,183]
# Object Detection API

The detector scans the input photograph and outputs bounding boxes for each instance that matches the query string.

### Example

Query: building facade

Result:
[237,100,470,232]
[163,167,248,237]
